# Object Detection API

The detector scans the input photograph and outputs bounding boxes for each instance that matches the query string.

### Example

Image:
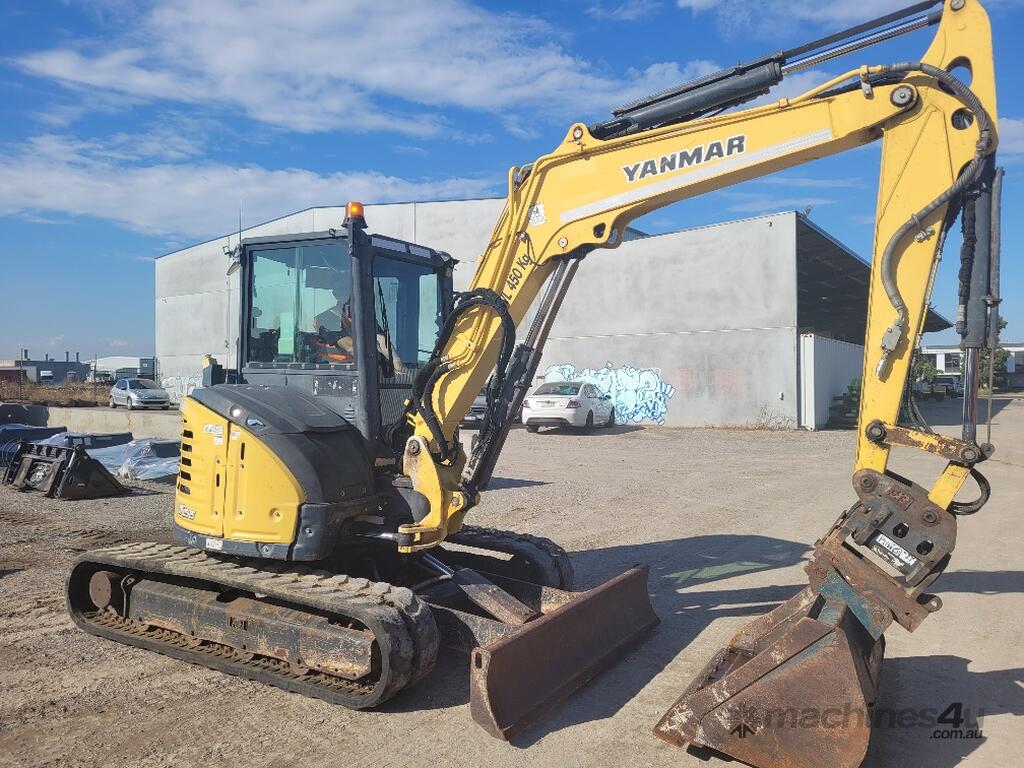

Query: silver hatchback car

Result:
[109,378,172,410]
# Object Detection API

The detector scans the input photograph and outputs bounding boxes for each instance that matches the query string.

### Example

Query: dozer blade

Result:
[654,586,884,768]
[469,565,658,740]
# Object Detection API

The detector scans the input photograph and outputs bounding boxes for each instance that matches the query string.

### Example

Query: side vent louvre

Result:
[179,424,194,491]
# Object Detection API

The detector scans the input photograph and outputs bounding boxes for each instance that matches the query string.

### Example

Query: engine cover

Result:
[174,384,377,560]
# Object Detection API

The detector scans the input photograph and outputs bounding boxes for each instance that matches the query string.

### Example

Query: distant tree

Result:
[912,352,937,383]
[980,318,1009,388]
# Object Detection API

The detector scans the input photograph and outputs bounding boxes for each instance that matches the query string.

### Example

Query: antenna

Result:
[225,199,243,276]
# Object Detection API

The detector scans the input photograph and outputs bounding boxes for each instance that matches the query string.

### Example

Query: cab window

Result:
[372,254,443,366]
[248,242,354,365]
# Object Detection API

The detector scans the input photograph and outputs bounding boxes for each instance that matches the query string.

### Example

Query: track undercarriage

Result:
[67,526,657,739]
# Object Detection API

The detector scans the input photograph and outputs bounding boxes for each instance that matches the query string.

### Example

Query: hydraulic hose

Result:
[408,288,515,463]
[875,61,994,376]
[949,466,990,515]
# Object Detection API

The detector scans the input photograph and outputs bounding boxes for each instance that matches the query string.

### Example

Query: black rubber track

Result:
[445,525,574,590]
[66,543,439,709]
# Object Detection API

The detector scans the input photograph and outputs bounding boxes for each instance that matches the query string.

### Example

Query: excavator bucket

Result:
[3,442,128,500]
[655,471,958,768]
[654,585,884,768]
[422,565,659,740]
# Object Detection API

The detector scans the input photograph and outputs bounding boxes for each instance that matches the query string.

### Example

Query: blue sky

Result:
[0,0,1021,358]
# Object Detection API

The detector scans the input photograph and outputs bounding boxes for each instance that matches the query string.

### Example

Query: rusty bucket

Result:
[465,565,659,740]
[654,585,884,768]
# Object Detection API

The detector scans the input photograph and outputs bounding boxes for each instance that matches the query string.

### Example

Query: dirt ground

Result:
[1,397,1021,768]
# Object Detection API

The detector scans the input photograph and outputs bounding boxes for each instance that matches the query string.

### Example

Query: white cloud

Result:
[47,334,65,348]
[676,0,930,25]
[678,0,1024,39]
[0,134,497,240]
[723,191,838,214]
[755,175,864,188]
[586,1,661,21]
[18,0,715,135]
[675,0,720,9]
[390,145,429,157]
[998,117,1024,159]
[107,339,130,348]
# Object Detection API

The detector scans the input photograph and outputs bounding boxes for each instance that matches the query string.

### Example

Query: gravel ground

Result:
[1,397,1021,768]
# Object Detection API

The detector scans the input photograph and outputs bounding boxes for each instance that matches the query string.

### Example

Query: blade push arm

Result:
[398,0,998,552]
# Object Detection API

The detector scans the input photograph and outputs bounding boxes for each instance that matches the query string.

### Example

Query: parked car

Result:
[933,374,964,398]
[109,378,171,410]
[460,388,489,429]
[913,379,945,401]
[521,381,614,433]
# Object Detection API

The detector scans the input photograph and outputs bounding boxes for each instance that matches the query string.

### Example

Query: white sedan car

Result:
[522,381,614,433]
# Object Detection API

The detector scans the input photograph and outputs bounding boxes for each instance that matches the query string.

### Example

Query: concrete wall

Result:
[0,403,181,439]
[798,334,864,430]
[533,213,799,427]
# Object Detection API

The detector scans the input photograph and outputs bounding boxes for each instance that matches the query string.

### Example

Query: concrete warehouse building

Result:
[154,199,949,428]
[921,342,1024,388]
[91,355,157,381]
[0,351,90,384]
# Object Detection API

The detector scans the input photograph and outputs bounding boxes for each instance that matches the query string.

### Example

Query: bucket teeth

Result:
[654,587,884,768]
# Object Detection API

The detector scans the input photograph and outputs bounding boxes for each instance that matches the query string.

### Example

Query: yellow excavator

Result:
[67,1,1002,764]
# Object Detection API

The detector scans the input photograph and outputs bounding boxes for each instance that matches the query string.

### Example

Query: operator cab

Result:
[237,205,455,452]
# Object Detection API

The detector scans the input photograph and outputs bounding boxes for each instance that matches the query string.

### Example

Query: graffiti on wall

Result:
[542,362,676,425]
[161,375,201,404]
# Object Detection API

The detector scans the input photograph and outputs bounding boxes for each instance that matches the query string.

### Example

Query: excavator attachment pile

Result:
[5,441,127,500]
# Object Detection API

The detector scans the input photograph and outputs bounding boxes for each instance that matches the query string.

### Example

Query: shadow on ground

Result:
[486,476,550,490]
[388,534,1024,756]
[916,397,1013,427]
[389,533,811,735]
[864,655,1024,768]
[937,569,1024,594]
[527,424,645,437]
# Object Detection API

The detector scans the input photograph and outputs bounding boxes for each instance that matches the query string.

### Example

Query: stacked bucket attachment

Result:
[3,441,127,500]
[417,550,659,739]
[656,468,956,768]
